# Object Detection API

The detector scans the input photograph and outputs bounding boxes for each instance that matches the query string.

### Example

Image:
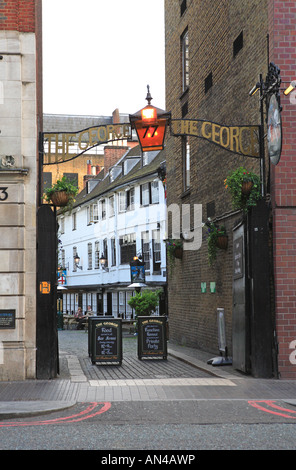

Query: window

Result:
[60,217,65,234]
[73,246,77,272]
[141,183,150,206]
[119,191,126,212]
[152,230,161,273]
[87,204,99,224]
[95,241,100,269]
[103,238,108,267]
[182,136,190,190]
[111,237,116,266]
[233,31,243,57]
[181,29,189,92]
[118,189,135,212]
[43,172,52,192]
[72,212,76,230]
[180,0,187,16]
[109,195,115,217]
[63,173,78,188]
[61,249,65,270]
[88,242,92,270]
[142,231,150,271]
[87,206,92,224]
[151,180,159,204]
[119,233,136,264]
[93,204,99,222]
[205,72,213,93]
[100,199,106,220]
[182,101,188,117]
[140,182,159,206]
[126,188,135,210]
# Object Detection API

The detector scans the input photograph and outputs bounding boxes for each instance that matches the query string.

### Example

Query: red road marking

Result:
[248,400,296,419]
[0,402,111,427]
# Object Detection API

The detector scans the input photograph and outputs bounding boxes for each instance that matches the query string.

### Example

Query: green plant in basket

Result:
[204,222,227,266]
[44,176,79,212]
[224,167,261,213]
[165,239,183,274]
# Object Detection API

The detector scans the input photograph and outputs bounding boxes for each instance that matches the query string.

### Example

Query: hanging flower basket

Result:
[224,167,261,213]
[203,222,227,265]
[241,181,254,195]
[43,176,78,213]
[216,235,228,250]
[165,239,183,274]
[50,190,71,207]
[174,247,183,259]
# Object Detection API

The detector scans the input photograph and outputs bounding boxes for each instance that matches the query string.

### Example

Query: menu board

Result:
[90,319,122,365]
[138,316,167,360]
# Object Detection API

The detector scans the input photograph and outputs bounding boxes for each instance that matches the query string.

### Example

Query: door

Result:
[107,292,113,316]
[232,221,250,373]
[36,205,58,379]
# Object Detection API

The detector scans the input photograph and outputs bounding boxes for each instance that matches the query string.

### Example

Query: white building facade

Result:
[58,146,167,319]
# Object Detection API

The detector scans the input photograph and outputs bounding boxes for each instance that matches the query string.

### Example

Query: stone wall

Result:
[0,0,41,380]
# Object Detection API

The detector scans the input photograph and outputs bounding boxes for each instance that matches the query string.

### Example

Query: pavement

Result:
[0,329,296,419]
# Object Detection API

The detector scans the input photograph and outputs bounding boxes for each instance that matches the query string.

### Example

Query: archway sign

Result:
[170,119,261,159]
[42,122,133,165]
[41,119,261,166]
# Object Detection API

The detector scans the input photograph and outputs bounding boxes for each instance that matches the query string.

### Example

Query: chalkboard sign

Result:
[0,310,15,329]
[137,316,167,360]
[90,318,122,365]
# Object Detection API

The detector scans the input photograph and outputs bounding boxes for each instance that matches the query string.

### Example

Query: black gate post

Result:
[248,198,274,377]
[36,204,58,379]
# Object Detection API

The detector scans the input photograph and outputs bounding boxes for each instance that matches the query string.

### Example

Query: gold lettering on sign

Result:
[171,120,259,157]
[43,123,133,164]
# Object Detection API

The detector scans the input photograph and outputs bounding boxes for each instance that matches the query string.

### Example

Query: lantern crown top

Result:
[146,85,152,105]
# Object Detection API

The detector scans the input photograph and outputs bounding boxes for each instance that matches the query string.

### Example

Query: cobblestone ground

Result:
[58,330,211,381]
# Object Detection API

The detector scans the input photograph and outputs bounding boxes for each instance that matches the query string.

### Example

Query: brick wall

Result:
[165,1,269,354]
[104,146,129,176]
[269,0,296,378]
[0,0,36,32]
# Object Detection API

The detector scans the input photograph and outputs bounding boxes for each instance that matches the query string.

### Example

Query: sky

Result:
[42,0,165,117]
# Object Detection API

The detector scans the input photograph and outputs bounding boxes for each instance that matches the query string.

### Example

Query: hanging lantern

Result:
[129,86,171,152]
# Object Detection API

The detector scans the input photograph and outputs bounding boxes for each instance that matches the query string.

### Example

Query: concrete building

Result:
[164,0,296,379]
[0,0,42,380]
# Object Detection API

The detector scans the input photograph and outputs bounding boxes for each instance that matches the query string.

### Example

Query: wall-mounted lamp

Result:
[133,252,143,263]
[74,254,82,270]
[284,80,296,96]
[249,82,261,96]
[100,253,109,272]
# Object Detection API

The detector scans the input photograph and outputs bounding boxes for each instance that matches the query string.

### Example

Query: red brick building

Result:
[164,0,296,379]
[268,1,296,378]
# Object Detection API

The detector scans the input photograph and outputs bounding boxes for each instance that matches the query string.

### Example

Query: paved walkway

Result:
[0,330,295,418]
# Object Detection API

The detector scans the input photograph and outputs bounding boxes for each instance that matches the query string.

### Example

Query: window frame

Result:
[88,242,93,270]
[181,28,189,92]
[119,233,136,265]
[152,229,161,273]
[182,136,190,191]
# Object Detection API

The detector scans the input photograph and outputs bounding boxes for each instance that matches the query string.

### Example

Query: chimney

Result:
[104,146,128,176]
[87,160,92,175]
[112,108,120,124]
